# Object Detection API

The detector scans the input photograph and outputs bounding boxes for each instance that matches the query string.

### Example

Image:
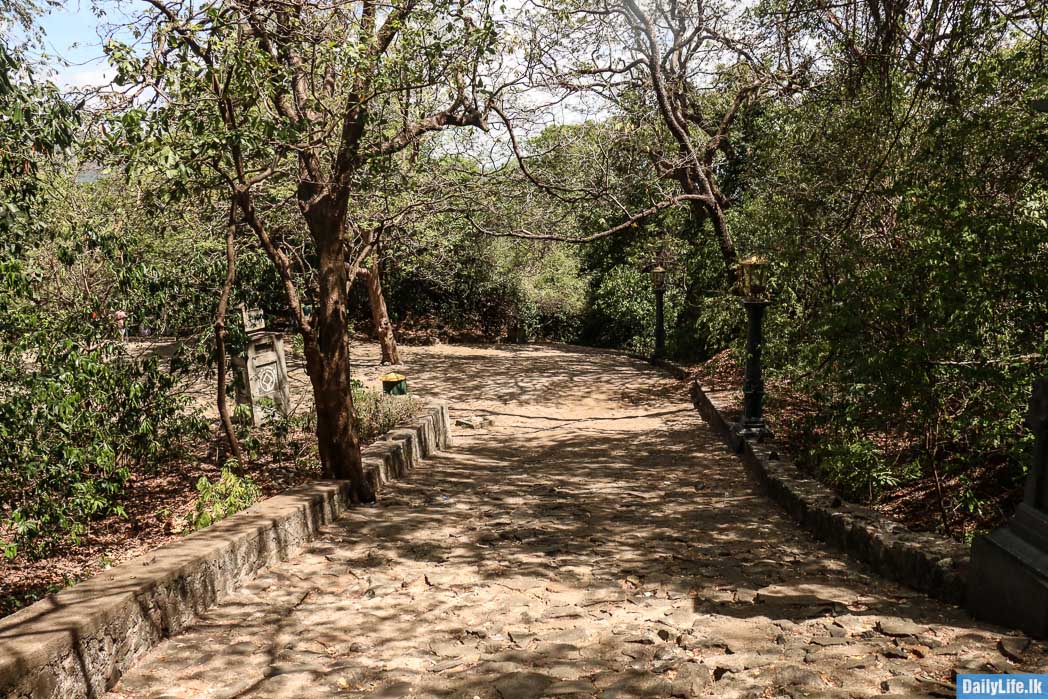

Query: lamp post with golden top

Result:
[733,257,773,445]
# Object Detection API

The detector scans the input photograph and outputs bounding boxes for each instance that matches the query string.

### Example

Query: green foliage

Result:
[383,223,587,342]
[0,341,207,559]
[804,432,906,503]
[0,27,213,560]
[579,230,723,358]
[35,176,287,342]
[184,465,262,532]
[730,20,1048,517]
[0,40,77,250]
[588,266,661,355]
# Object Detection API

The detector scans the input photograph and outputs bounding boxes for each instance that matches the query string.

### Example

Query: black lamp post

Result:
[651,264,667,360]
[733,256,773,445]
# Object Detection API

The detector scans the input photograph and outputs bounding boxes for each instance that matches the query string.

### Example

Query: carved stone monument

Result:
[968,377,1048,636]
[232,305,291,427]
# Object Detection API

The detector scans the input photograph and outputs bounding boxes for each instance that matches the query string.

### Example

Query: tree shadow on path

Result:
[105,343,1047,699]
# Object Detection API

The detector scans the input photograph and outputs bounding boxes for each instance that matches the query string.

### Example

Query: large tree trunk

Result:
[366,253,400,365]
[303,201,375,503]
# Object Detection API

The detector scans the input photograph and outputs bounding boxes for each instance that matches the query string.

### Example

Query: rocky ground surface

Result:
[106,343,1046,699]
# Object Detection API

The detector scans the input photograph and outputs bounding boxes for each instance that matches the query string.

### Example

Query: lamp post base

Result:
[731,421,773,452]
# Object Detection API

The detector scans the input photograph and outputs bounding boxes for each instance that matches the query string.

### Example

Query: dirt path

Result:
[106,343,1045,699]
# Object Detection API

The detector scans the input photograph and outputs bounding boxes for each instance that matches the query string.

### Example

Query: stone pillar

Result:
[233,307,291,427]
[968,377,1048,637]
[1027,378,1048,510]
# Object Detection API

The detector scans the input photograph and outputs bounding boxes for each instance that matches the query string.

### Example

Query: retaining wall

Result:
[0,402,451,699]
[689,382,970,605]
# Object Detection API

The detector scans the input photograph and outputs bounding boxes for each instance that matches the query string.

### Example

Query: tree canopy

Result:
[1,0,1047,568]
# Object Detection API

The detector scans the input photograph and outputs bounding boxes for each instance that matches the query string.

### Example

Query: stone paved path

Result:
[107,344,1046,699]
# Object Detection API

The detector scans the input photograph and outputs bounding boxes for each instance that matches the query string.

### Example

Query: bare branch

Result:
[466,193,712,242]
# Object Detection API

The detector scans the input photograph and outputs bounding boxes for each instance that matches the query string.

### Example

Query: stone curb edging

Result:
[650,357,692,381]
[687,381,970,605]
[0,401,452,699]
[624,353,691,379]
[604,354,971,604]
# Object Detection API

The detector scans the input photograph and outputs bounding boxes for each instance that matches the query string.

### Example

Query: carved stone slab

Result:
[234,333,291,427]
[969,375,1048,637]
[240,305,266,334]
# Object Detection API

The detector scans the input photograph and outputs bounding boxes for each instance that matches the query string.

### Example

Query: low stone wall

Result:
[0,402,452,699]
[688,382,970,605]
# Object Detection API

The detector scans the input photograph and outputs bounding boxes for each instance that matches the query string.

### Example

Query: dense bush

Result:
[380,227,587,343]
[0,340,206,558]
[575,228,734,359]
[39,178,288,341]
[0,33,209,560]
[726,35,1048,522]
[587,266,664,355]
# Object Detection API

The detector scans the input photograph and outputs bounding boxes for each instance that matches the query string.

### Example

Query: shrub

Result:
[184,464,261,531]
[0,341,206,559]
[351,388,422,444]
[808,435,902,503]
[587,265,682,356]
[381,233,586,343]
